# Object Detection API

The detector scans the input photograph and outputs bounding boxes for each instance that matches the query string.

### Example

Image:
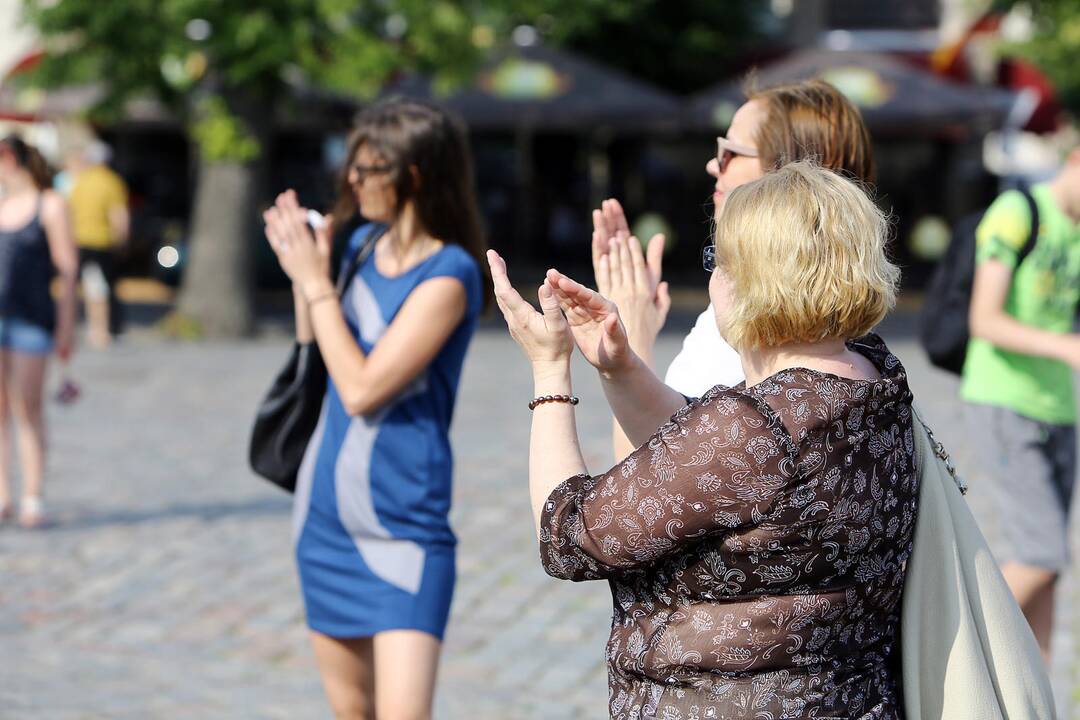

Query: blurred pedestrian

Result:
[590,79,875,460]
[0,136,79,528]
[263,99,489,719]
[68,140,129,348]
[491,162,912,718]
[962,147,1080,662]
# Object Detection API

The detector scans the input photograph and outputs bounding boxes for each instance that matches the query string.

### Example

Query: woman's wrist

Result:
[531,359,572,392]
[300,277,335,303]
[598,351,644,382]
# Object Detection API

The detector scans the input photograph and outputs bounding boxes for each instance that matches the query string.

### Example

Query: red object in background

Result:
[998,58,1061,134]
[931,12,1061,134]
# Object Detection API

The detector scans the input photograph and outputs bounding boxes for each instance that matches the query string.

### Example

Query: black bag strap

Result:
[335,223,387,295]
[1015,186,1040,268]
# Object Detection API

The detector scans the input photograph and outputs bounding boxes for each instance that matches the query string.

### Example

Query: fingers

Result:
[274,190,310,246]
[591,209,610,256]
[591,224,609,295]
[537,281,568,333]
[263,208,287,252]
[615,235,634,289]
[547,268,615,319]
[607,234,623,288]
[646,233,665,286]
[486,250,533,322]
[605,198,631,237]
[314,212,334,256]
[597,253,611,298]
[627,234,649,288]
[656,280,672,318]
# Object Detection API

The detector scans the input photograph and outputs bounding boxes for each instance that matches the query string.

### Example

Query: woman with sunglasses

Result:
[0,137,78,529]
[491,161,909,718]
[592,79,875,459]
[263,99,489,720]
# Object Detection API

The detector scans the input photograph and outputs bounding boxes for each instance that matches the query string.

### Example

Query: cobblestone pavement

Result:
[1,311,1076,718]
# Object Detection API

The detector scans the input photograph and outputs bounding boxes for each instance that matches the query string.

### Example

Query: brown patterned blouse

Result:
[540,335,918,719]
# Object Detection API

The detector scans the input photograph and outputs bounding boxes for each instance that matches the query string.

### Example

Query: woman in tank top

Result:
[0,136,79,528]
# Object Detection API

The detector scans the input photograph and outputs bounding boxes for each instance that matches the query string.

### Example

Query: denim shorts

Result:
[0,316,54,355]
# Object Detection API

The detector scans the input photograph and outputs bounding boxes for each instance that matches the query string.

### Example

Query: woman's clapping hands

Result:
[487,250,573,372]
[487,249,637,377]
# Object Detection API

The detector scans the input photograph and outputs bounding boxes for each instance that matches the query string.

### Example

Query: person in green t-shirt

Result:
[961,147,1080,664]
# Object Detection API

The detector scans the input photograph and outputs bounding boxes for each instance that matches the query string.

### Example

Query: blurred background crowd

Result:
[0,0,1076,337]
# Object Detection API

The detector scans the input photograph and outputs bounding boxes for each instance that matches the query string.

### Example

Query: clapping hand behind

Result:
[590,199,670,351]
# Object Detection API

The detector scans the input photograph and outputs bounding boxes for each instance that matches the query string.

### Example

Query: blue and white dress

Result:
[293,227,482,640]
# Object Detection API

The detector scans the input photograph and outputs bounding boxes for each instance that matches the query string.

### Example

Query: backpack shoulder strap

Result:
[1016,186,1040,266]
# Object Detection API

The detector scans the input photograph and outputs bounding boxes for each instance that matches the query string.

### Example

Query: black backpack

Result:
[919,187,1040,375]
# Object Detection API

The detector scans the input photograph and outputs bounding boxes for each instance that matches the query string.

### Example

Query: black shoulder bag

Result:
[248,224,386,492]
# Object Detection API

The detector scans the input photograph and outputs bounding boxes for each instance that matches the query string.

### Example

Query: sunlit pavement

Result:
[1,309,1075,718]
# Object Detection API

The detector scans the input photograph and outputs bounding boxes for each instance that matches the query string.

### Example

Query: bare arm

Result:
[969,259,1080,366]
[107,203,130,247]
[600,355,685,448]
[590,201,669,461]
[292,286,314,343]
[303,274,467,416]
[40,192,79,361]
[485,250,585,533]
[529,361,588,534]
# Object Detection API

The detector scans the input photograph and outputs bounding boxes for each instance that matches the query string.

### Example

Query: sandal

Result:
[18,496,46,529]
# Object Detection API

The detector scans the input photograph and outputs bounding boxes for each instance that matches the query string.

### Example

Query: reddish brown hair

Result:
[747,79,875,184]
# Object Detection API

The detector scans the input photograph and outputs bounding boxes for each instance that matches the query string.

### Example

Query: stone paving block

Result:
[1,321,1076,718]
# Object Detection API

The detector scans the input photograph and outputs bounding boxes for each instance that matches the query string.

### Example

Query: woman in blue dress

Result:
[263,99,488,719]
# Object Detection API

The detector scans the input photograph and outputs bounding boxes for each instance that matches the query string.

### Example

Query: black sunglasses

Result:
[348,162,392,181]
[702,244,716,273]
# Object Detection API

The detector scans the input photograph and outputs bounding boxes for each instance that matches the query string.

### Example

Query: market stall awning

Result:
[382,44,682,132]
[687,48,1018,135]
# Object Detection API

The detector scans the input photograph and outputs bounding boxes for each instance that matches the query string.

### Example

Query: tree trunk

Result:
[175,88,268,338]
[176,159,258,336]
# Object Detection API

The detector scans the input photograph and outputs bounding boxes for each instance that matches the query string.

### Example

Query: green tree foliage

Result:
[1003,0,1080,117]
[18,0,770,334]
[20,0,522,161]
[547,0,772,94]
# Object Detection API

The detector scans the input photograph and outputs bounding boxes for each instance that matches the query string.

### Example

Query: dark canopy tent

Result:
[382,44,683,263]
[687,48,1018,136]
[382,43,681,132]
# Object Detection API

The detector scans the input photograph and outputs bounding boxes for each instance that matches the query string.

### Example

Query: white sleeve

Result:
[663,304,745,397]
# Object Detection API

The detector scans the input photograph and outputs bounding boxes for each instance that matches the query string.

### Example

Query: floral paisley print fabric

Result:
[540,335,918,719]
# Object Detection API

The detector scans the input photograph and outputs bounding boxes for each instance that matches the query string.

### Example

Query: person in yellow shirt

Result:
[67,141,129,348]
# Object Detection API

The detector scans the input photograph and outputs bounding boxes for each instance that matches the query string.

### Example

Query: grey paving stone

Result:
[0,314,1075,718]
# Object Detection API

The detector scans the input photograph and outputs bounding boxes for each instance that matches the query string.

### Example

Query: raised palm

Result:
[545,269,633,374]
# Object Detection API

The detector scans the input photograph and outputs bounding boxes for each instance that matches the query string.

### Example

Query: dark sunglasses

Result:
[716,136,759,174]
[702,244,716,273]
[348,162,392,181]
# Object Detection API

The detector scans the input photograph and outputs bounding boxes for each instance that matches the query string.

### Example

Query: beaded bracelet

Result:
[528,394,580,411]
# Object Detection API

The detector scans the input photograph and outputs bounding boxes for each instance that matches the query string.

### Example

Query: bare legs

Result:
[1001,562,1057,664]
[0,350,48,525]
[310,629,441,720]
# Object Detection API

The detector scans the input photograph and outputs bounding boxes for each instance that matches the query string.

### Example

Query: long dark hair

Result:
[0,135,53,190]
[333,99,492,309]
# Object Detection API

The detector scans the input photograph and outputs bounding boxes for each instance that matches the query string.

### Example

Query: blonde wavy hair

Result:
[714,161,898,350]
